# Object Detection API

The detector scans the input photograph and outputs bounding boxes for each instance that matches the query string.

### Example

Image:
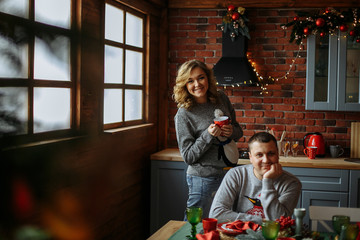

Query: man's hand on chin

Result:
[263,163,283,179]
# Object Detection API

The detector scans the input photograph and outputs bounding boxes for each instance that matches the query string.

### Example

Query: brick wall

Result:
[167,8,360,155]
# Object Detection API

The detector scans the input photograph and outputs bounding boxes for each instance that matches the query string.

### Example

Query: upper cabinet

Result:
[306,32,360,111]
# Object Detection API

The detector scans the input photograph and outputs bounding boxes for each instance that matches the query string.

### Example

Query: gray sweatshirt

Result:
[209,164,301,224]
[175,90,243,178]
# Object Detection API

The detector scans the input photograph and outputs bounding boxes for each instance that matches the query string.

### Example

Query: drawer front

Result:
[284,167,349,192]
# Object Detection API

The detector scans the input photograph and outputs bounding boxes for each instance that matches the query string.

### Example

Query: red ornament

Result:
[339,24,348,32]
[303,27,310,35]
[357,38,360,43]
[227,5,235,12]
[320,32,325,37]
[316,18,325,27]
[232,12,240,20]
[293,16,299,21]
[349,30,355,36]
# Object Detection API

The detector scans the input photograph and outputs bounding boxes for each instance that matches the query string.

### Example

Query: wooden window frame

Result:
[103,0,147,130]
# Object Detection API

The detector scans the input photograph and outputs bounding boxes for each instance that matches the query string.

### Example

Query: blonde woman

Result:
[173,59,243,218]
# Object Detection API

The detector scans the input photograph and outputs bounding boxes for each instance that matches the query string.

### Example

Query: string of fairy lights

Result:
[249,41,304,95]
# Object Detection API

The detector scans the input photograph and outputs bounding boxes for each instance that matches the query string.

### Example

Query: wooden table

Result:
[147,220,186,240]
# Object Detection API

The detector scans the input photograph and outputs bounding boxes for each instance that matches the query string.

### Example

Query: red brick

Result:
[196,51,214,57]
[306,126,326,132]
[244,111,264,117]
[199,10,218,16]
[305,113,325,119]
[177,51,195,57]
[179,10,199,16]
[188,32,206,38]
[264,111,284,118]
[273,105,293,111]
[178,25,197,30]
[276,119,296,125]
[284,112,304,119]
[239,117,255,123]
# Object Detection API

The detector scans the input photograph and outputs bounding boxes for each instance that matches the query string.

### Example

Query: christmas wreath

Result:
[282,7,360,45]
[221,5,250,41]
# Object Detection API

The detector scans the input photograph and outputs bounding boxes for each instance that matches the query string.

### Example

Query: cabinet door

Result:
[349,170,360,207]
[337,32,360,111]
[150,160,188,234]
[302,191,348,231]
[306,34,338,110]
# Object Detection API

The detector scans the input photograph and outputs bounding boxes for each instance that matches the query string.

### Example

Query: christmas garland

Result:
[221,5,250,41]
[282,7,360,45]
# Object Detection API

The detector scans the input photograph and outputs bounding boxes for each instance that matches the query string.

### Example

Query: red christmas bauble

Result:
[316,18,325,27]
[232,12,240,20]
[357,38,360,43]
[227,5,235,12]
[303,27,310,35]
[293,16,299,21]
[349,30,355,36]
[339,24,348,32]
[320,32,325,37]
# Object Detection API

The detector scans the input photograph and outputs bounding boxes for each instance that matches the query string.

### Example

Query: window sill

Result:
[103,123,154,134]
[2,135,85,152]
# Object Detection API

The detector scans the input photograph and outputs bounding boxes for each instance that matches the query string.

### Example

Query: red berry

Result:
[340,24,348,32]
[227,5,235,11]
[316,18,325,27]
[232,12,240,20]
[303,27,310,35]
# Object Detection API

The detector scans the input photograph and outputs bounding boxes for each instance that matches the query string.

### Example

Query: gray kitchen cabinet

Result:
[284,167,349,231]
[306,32,360,111]
[150,162,360,234]
[349,170,360,208]
[150,160,188,234]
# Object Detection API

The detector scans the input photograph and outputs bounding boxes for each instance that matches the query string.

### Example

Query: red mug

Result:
[304,146,317,159]
[214,116,229,128]
[202,218,218,233]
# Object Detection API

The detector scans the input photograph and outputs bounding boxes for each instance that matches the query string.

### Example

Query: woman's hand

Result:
[220,124,233,138]
[208,124,221,137]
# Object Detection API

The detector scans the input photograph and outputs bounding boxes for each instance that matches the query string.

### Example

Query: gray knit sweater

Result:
[209,164,302,224]
[174,90,243,178]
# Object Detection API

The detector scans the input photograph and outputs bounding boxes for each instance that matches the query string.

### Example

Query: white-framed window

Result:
[0,0,74,142]
[104,1,146,129]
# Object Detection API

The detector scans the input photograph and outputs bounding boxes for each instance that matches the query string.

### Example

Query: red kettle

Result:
[303,132,325,157]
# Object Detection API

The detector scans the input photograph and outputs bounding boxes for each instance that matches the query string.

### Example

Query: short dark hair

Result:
[248,132,277,151]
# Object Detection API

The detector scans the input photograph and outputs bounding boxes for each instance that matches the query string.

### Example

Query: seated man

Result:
[209,132,301,224]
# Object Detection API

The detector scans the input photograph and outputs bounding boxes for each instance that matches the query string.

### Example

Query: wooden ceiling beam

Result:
[168,0,360,9]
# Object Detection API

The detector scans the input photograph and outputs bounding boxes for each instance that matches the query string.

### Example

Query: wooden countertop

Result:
[151,148,360,170]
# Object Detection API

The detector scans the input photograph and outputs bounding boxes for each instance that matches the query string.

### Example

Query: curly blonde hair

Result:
[173,60,218,110]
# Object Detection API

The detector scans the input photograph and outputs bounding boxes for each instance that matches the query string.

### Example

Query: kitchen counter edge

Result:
[150,148,360,170]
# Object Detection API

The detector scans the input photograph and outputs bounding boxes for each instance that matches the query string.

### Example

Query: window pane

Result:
[126,12,143,48]
[105,4,123,43]
[34,36,70,81]
[125,50,142,85]
[345,39,360,103]
[105,45,123,84]
[314,35,328,102]
[35,0,71,29]
[125,89,142,121]
[0,34,28,78]
[0,87,28,136]
[0,0,29,18]
[34,87,70,133]
[104,89,122,124]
